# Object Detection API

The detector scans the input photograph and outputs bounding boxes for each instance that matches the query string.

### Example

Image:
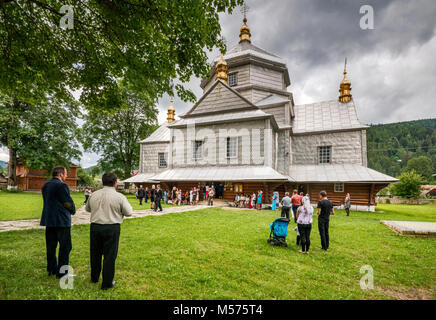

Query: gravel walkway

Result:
[0,204,210,233]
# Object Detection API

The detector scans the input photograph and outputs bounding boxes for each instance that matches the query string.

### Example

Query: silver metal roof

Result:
[122,173,159,183]
[215,41,286,65]
[168,109,272,127]
[140,122,170,143]
[256,94,290,106]
[292,100,369,134]
[149,166,289,181]
[288,164,398,183]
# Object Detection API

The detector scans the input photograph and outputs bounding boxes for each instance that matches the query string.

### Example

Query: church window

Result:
[318,146,331,164]
[228,73,238,87]
[158,152,167,168]
[226,137,238,158]
[334,183,344,193]
[192,140,203,160]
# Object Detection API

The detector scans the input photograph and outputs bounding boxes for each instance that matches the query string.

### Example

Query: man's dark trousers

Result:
[292,205,299,223]
[90,223,120,289]
[318,218,329,250]
[154,199,162,211]
[45,227,72,277]
[281,207,290,219]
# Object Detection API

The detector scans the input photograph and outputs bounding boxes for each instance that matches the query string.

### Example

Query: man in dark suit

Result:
[40,166,76,279]
[154,184,163,212]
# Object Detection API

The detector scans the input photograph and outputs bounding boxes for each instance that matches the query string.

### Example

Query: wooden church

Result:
[124,16,397,211]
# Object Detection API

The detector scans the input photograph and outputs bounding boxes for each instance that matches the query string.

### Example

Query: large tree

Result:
[80,88,159,180]
[0,0,241,110]
[0,94,82,187]
[403,156,434,183]
[1,0,242,186]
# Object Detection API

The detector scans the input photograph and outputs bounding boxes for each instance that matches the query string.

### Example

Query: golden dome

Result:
[215,53,228,83]
[239,17,251,43]
[167,98,175,122]
[339,59,352,103]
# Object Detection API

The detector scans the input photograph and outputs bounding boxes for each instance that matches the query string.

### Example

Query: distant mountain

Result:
[0,160,6,168]
[367,118,436,178]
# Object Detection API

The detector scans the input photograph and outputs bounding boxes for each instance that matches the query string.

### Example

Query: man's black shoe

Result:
[101,281,116,290]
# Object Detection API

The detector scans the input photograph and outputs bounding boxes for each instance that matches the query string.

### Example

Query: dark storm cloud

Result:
[159,0,436,125]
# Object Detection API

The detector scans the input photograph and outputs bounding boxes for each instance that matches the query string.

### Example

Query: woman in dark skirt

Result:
[150,184,155,210]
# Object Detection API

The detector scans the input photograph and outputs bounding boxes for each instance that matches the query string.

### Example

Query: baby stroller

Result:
[267,217,290,247]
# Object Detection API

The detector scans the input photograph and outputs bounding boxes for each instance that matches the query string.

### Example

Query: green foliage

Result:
[390,170,424,199]
[367,119,436,178]
[0,97,82,176]
[80,87,159,179]
[77,168,95,187]
[403,156,434,183]
[0,0,243,111]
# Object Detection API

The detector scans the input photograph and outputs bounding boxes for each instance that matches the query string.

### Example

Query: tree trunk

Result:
[7,99,18,189]
[7,144,17,189]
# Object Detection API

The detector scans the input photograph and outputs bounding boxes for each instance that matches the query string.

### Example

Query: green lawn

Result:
[0,203,435,299]
[0,191,184,221]
[0,191,85,221]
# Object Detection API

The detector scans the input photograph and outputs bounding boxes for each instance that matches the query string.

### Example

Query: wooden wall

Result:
[133,181,388,206]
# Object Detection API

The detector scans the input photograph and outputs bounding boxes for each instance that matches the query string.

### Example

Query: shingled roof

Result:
[292,99,369,134]
[140,122,170,144]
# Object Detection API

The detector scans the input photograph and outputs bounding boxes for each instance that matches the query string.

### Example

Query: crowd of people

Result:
[43,167,349,290]
[278,190,340,254]
[135,184,217,208]
[233,190,264,209]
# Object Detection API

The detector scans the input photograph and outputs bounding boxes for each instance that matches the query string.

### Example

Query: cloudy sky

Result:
[1,0,435,166]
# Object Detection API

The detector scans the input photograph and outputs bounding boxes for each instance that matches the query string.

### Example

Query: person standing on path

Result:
[137,185,145,206]
[40,166,76,279]
[86,172,132,290]
[150,185,155,210]
[256,190,263,210]
[281,192,291,219]
[317,191,334,251]
[84,186,92,204]
[291,190,301,223]
[344,193,351,216]
[296,198,313,254]
[208,186,215,206]
[154,184,163,212]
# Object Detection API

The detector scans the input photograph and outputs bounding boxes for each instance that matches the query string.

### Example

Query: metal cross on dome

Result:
[240,3,250,19]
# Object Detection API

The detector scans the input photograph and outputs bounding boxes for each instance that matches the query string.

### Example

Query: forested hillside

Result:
[367,118,436,179]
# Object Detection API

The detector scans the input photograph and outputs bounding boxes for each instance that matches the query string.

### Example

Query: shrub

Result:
[390,170,424,199]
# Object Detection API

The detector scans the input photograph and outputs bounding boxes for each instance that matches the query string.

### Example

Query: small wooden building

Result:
[16,163,80,190]
[0,173,7,188]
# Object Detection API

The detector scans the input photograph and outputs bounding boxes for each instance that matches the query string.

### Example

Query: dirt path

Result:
[0,204,210,232]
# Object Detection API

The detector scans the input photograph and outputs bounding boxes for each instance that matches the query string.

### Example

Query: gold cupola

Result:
[239,16,251,43]
[215,53,228,83]
[167,98,175,123]
[339,58,352,103]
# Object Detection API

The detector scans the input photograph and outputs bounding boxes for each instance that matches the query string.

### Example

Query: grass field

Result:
[0,202,435,300]
[0,191,181,221]
[0,191,85,221]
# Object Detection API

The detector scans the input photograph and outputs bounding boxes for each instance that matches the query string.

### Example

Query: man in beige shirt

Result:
[85,172,132,290]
